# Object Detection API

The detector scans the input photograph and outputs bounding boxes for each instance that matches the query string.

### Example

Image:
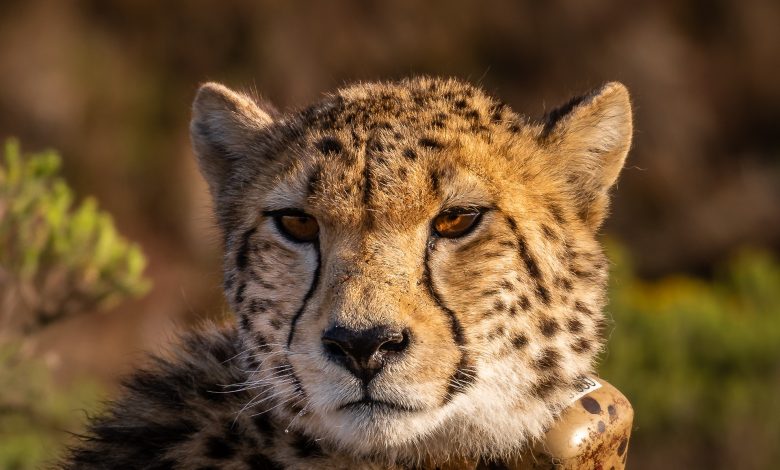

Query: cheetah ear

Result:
[190,82,278,208]
[542,82,633,230]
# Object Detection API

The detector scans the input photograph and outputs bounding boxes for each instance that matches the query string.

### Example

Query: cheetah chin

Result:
[63,76,632,469]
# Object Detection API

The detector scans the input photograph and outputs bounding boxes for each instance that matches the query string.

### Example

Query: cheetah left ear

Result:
[190,82,278,230]
[542,82,633,230]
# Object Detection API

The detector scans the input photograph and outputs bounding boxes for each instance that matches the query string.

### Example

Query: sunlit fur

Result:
[63,77,632,469]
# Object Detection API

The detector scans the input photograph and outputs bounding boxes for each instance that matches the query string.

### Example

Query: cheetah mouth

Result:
[339,398,424,414]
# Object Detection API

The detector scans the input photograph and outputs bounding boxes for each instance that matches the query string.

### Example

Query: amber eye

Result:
[273,212,320,243]
[432,209,483,238]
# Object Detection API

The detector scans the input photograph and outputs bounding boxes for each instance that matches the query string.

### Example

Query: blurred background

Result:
[0,0,778,468]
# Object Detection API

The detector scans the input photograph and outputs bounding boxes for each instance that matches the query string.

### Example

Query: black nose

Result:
[321,325,410,384]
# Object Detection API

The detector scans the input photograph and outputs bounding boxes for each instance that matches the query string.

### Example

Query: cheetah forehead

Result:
[192,75,631,234]
[299,77,519,134]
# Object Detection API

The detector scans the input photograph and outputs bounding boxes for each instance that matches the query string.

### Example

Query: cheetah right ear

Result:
[190,82,278,208]
[541,82,633,230]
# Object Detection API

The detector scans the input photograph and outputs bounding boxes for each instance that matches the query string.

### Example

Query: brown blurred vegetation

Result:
[0,0,778,469]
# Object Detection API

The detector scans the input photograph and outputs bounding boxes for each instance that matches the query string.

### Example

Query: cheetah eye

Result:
[271,210,320,243]
[432,209,483,238]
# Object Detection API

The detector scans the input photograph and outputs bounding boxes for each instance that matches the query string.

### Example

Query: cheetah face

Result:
[191,78,632,461]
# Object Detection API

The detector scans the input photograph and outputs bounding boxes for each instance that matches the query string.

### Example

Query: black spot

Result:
[493,299,507,313]
[574,300,593,316]
[542,224,557,240]
[454,99,468,109]
[548,202,566,224]
[429,169,441,195]
[534,348,560,370]
[240,312,252,331]
[403,148,417,160]
[223,274,235,291]
[597,420,606,433]
[246,453,284,470]
[204,436,235,460]
[508,120,523,133]
[419,137,443,150]
[572,337,592,353]
[567,318,584,333]
[489,102,508,122]
[315,136,343,155]
[580,395,602,414]
[557,277,574,291]
[539,318,559,337]
[252,413,274,436]
[307,165,322,196]
[517,235,541,280]
[512,334,528,349]
[234,282,246,305]
[464,110,480,121]
[535,285,551,305]
[489,325,506,339]
[368,139,384,153]
[292,433,324,458]
[608,404,617,418]
[532,377,560,397]
[519,295,531,311]
[224,422,242,444]
[255,333,272,353]
[573,268,592,280]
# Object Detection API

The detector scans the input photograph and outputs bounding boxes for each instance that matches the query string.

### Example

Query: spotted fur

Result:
[61,77,632,469]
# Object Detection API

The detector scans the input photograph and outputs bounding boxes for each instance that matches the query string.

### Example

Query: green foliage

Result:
[0,344,102,470]
[600,243,780,466]
[0,138,150,332]
[0,139,151,469]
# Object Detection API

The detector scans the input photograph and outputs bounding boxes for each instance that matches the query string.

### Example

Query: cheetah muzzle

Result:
[63,77,632,469]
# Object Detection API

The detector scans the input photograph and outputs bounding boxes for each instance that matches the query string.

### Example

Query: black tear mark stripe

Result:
[505,215,551,305]
[236,227,258,271]
[286,242,322,347]
[422,240,475,402]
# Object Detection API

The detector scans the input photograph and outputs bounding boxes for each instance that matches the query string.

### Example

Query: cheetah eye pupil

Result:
[432,209,483,238]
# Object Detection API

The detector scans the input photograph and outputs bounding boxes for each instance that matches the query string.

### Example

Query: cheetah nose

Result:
[321,325,410,384]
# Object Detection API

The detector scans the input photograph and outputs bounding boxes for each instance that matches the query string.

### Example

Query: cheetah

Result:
[62,77,632,469]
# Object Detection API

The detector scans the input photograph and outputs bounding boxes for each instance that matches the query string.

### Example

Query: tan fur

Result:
[63,77,632,469]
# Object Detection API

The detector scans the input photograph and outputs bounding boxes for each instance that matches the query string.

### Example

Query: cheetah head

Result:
[190,77,632,463]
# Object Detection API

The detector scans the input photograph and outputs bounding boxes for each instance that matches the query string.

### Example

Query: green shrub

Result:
[0,139,151,469]
[0,138,150,333]
[600,243,780,467]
